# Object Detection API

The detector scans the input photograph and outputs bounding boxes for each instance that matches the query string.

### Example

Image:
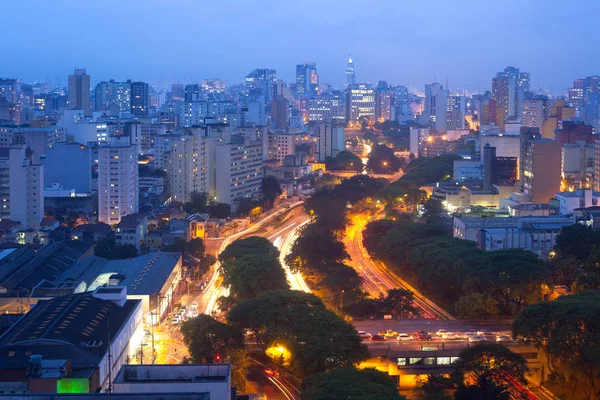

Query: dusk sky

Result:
[2,0,599,92]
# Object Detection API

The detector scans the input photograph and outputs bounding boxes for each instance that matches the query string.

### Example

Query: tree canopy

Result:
[366,144,405,174]
[94,237,138,260]
[221,254,289,303]
[228,290,369,375]
[512,290,600,399]
[302,367,405,400]
[163,237,205,258]
[261,175,282,203]
[326,150,363,171]
[219,236,279,263]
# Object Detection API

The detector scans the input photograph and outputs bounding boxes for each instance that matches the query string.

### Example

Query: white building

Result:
[446,95,466,130]
[215,138,263,208]
[0,147,44,229]
[424,83,448,132]
[311,122,345,161]
[113,364,231,399]
[345,84,375,122]
[98,136,139,225]
[556,189,600,215]
[522,99,545,128]
[269,133,296,164]
[409,127,429,157]
[168,131,214,203]
[561,141,594,184]
[453,159,483,181]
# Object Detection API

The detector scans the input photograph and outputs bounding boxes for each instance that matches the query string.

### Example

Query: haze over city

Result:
[3,0,600,91]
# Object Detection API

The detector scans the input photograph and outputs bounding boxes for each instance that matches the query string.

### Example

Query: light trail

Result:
[277,219,312,293]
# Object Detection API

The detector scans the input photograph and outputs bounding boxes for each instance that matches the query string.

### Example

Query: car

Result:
[357,331,371,339]
[482,332,497,341]
[476,329,490,336]
[436,329,447,337]
[171,316,181,325]
[397,333,413,341]
[379,329,398,338]
[469,335,485,343]
[462,332,476,340]
[444,332,458,340]
[191,302,199,310]
[414,331,432,341]
[496,335,512,342]
[370,334,386,341]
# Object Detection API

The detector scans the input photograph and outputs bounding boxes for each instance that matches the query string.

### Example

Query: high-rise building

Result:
[308,95,334,122]
[184,84,202,102]
[215,137,263,208]
[492,66,529,122]
[409,127,429,157]
[98,136,138,225]
[271,98,289,129]
[94,80,132,112]
[522,98,547,128]
[68,68,91,116]
[296,63,318,97]
[310,121,345,161]
[568,76,600,131]
[168,129,212,203]
[246,69,277,101]
[375,82,393,122]
[424,83,448,132]
[446,95,466,130]
[43,142,92,194]
[521,137,561,203]
[171,84,185,101]
[345,84,375,123]
[130,81,149,116]
[346,54,355,87]
[0,146,44,229]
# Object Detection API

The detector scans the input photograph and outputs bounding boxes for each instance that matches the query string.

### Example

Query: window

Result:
[450,357,459,363]
[409,358,423,365]
[397,358,406,366]
[437,357,451,365]
[424,357,436,365]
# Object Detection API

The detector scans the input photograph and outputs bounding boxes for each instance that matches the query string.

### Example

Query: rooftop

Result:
[114,364,230,384]
[57,251,181,295]
[0,293,140,370]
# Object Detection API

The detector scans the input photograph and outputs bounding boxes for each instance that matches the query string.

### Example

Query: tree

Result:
[285,224,349,278]
[375,185,407,214]
[302,367,405,400]
[453,343,528,399]
[228,290,368,375]
[379,289,422,319]
[180,315,247,390]
[221,254,289,303]
[333,175,386,205]
[548,254,582,287]
[421,197,444,224]
[183,191,209,214]
[163,237,205,258]
[219,236,279,263]
[94,237,138,260]
[454,293,499,318]
[208,203,231,219]
[319,263,363,293]
[181,314,244,363]
[414,374,454,400]
[572,272,600,292]
[554,224,600,261]
[304,193,347,233]
[326,151,363,171]
[261,175,282,203]
[512,291,600,400]
[366,144,405,174]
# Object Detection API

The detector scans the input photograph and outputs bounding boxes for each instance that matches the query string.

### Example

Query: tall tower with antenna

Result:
[346,54,355,87]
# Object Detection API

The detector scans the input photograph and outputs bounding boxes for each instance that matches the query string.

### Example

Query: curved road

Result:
[344,214,453,320]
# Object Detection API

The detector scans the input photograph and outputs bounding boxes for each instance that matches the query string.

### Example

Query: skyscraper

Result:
[130,81,149,116]
[245,69,277,101]
[491,66,529,122]
[98,136,138,225]
[68,68,90,116]
[345,84,375,123]
[346,54,355,87]
[446,95,466,130]
[568,76,600,131]
[296,63,318,97]
[375,81,393,122]
[424,83,448,132]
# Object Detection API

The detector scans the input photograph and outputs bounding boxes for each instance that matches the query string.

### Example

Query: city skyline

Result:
[2,0,599,91]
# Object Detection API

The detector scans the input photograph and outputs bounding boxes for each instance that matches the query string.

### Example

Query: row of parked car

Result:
[171,302,199,326]
[358,329,512,343]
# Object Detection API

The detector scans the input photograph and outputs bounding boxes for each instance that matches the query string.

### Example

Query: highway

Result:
[344,214,453,320]
[199,203,311,316]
